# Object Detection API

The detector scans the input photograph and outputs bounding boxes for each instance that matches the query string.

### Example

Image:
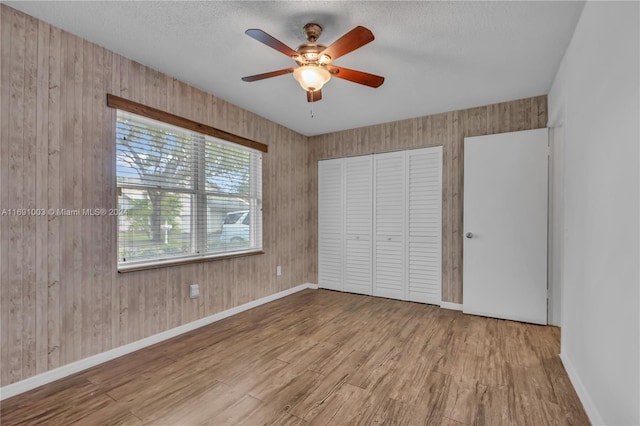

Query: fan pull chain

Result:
[310,109,314,118]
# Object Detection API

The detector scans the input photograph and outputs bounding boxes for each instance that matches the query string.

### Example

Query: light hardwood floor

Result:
[0,289,589,425]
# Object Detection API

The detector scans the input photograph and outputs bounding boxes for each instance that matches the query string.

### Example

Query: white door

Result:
[406,147,443,305]
[373,151,406,300]
[344,156,373,295]
[318,159,344,291]
[463,128,548,324]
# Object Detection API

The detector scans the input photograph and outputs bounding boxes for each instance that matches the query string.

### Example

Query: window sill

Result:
[117,250,265,273]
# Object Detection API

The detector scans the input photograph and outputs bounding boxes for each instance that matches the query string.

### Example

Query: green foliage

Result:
[127,192,182,238]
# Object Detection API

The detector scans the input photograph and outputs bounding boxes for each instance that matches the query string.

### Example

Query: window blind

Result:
[116,110,262,270]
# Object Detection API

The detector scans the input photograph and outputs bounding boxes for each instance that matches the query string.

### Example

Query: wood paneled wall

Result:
[0,5,313,387]
[308,96,548,304]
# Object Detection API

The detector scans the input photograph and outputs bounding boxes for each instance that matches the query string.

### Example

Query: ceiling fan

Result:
[241,23,385,102]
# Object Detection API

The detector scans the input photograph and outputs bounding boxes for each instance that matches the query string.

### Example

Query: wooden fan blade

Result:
[242,68,295,82]
[320,26,374,61]
[245,29,299,58]
[306,89,322,102]
[326,65,384,88]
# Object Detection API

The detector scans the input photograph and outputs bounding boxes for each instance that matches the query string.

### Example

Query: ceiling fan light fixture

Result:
[293,65,331,92]
[318,54,331,65]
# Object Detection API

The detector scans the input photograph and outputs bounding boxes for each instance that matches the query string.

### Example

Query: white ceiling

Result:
[7,1,584,136]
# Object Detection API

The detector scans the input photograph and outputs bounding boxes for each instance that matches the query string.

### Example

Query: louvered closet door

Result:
[406,147,442,305]
[344,156,373,295]
[373,151,406,300]
[318,159,344,291]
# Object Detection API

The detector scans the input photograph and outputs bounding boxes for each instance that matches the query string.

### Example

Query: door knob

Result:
[465,232,474,239]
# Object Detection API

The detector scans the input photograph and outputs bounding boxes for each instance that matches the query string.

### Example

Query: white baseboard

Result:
[559,352,603,425]
[440,302,463,311]
[0,283,317,401]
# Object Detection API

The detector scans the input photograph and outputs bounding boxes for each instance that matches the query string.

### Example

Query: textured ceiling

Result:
[6,1,584,136]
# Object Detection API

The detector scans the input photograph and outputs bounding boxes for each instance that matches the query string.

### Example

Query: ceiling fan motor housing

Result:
[303,23,323,42]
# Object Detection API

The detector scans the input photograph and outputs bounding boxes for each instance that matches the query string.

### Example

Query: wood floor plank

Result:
[240,369,323,425]
[139,380,245,425]
[349,333,403,387]
[361,396,412,426]
[224,357,289,397]
[541,356,592,425]
[265,411,308,426]
[1,379,111,425]
[404,370,453,425]
[82,348,173,382]
[474,385,517,426]
[68,400,143,426]
[306,383,369,426]
[203,394,262,426]
[442,377,488,425]
[0,290,590,426]
[291,350,369,421]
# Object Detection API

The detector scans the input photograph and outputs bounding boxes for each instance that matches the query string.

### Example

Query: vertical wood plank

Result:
[450,111,463,304]
[106,50,120,353]
[0,4,14,386]
[92,45,106,354]
[46,23,62,373]
[72,32,84,364]
[222,259,236,311]
[294,131,306,286]
[537,96,548,128]
[263,127,276,295]
[59,30,74,366]
[203,262,222,316]
[8,7,26,384]
[80,38,94,359]
[21,13,39,380]
[440,129,452,301]
[305,136,316,284]
[34,17,50,376]
[399,118,413,148]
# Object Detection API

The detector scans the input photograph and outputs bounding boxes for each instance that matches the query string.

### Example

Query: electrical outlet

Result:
[189,284,200,299]
[276,265,282,276]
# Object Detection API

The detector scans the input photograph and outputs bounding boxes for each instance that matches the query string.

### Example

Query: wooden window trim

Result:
[118,250,265,273]
[106,94,268,153]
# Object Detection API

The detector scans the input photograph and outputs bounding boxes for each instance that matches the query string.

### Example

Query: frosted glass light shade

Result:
[293,65,331,92]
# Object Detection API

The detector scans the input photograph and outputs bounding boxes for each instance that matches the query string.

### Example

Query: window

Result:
[115,110,263,271]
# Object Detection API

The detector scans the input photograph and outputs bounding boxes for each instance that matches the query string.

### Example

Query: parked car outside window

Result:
[220,210,250,242]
